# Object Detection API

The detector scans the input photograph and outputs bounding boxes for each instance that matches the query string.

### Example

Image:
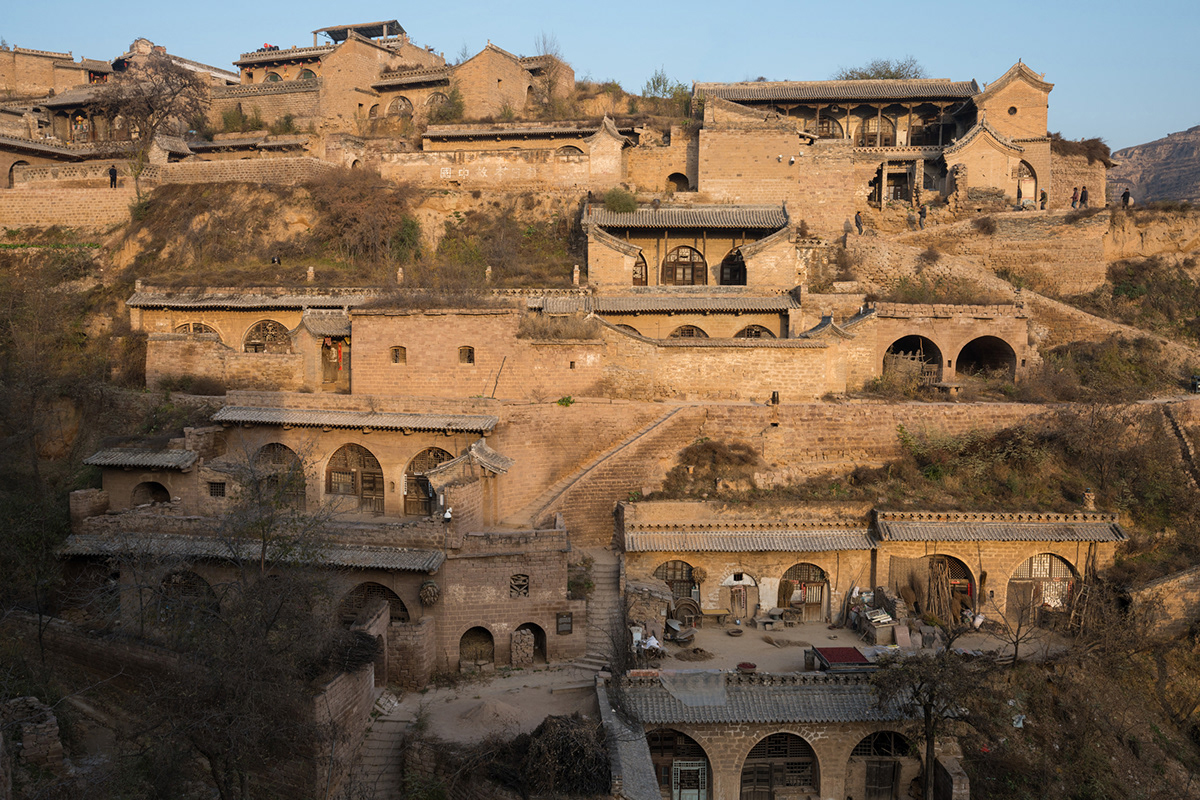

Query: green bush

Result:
[602,187,637,213]
[268,114,297,135]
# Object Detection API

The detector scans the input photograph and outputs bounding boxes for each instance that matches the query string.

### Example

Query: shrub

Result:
[1064,206,1104,224]
[917,245,942,265]
[880,275,1009,305]
[516,313,601,339]
[1049,132,1115,167]
[429,86,464,123]
[602,187,637,213]
[268,114,297,135]
[971,215,997,235]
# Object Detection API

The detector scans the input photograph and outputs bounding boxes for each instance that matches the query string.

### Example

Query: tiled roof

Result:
[625,529,875,552]
[799,315,856,340]
[212,406,499,434]
[83,448,198,471]
[155,135,192,155]
[38,85,104,108]
[421,438,514,478]
[943,118,1023,156]
[875,511,1126,543]
[373,66,452,87]
[0,135,86,159]
[695,78,980,103]
[127,289,381,310]
[620,673,902,725]
[423,125,600,140]
[79,59,113,73]
[302,310,351,337]
[234,45,334,66]
[589,205,788,229]
[59,532,444,572]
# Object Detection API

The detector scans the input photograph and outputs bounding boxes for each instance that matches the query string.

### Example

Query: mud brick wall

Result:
[1133,563,1200,640]
[388,618,436,688]
[161,157,335,186]
[626,132,692,191]
[11,162,134,189]
[312,665,374,793]
[0,187,134,229]
[209,80,322,130]
[379,148,591,189]
[145,334,304,391]
[1050,153,1108,210]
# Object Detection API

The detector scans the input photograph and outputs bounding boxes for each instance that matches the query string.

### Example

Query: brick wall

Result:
[626,130,692,191]
[208,81,321,130]
[378,147,594,190]
[0,187,134,228]
[145,334,305,391]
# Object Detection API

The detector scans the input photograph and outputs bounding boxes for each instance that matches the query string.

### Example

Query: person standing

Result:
[919,203,927,230]
[1122,188,1132,208]
[1039,189,1047,210]
[1079,186,1089,208]
[1071,187,1079,209]
[108,164,118,189]
[855,210,864,235]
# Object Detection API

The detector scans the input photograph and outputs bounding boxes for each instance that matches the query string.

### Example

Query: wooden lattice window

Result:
[404,447,454,516]
[391,346,407,364]
[668,325,708,339]
[654,560,696,601]
[720,251,746,285]
[783,563,827,584]
[852,731,911,758]
[243,320,291,353]
[426,92,449,108]
[510,574,529,598]
[735,325,775,339]
[389,96,413,118]
[632,253,648,286]
[459,346,475,364]
[1013,553,1074,580]
[742,733,817,792]
[298,69,315,80]
[662,245,707,286]
[175,322,217,335]
[339,583,408,624]
[325,444,384,514]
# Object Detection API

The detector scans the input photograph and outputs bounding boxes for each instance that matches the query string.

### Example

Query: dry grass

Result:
[516,313,601,340]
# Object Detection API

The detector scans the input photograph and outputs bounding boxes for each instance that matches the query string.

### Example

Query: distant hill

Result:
[1109,125,1200,203]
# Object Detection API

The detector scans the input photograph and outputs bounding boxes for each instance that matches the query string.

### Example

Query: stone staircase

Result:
[579,553,622,668]
[355,689,412,799]
[1164,403,1200,489]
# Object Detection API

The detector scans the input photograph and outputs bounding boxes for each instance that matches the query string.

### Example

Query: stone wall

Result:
[1132,565,1200,640]
[12,157,334,191]
[0,187,135,228]
[625,130,693,191]
[1050,152,1108,210]
[208,81,322,131]
[378,147,594,190]
[313,665,375,794]
[145,334,305,392]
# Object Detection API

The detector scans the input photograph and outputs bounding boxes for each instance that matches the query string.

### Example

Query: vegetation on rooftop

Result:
[1049,132,1115,167]
[873,274,1011,305]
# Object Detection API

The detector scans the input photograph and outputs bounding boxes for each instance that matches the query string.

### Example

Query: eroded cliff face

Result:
[1108,125,1200,203]
[1104,209,1200,261]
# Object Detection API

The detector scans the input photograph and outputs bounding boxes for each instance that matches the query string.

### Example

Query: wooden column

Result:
[906,104,913,146]
[875,105,883,147]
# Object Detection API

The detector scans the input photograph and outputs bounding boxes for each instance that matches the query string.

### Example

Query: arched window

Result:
[648,729,710,795]
[388,96,413,118]
[425,92,449,108]
[667,172,689,192]
[662,245,707,286]
[325,443,384,514]
[857,114,896,147]
[556,145,584,155]
[720,250,746,285]
[404,447,454,516]
[265,72,282,82]
[243,320,291,354]
[297,69,315,80]
[668,325,708,339]
[808,116,843,138]
[460,626,494,665]
[339,582,409,625]
[459,346,475,365]
[368,104,380,118]
[735,325,775,339]
[653,560,696,601]
[253,443,306,509]
[390,346,407,364]
[175,322,218,335]
[850,731,916,800]
[8,160,30,189]
[632,253,648,286]
[782,562,828,620]
[1008,553,1077,618]
[742,733,819,795]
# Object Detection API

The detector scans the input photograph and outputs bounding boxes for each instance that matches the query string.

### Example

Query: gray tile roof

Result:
[695,78,980,103]
[625,529,875,552]
[875,511,1127,543]
[212,406,499,434]
[373,66,452,87]
[0,135,86,159]
[59,532,444,572]
[302,310,351,337]
[597,681,662,800]
[127,289,381,310]
[589,205,788,229]
[83,448,198,471]
[421,438,514,478]
[620,673,901,725]
[234,44,335,66]
[943,118,1023,156]
[424,124,602,140]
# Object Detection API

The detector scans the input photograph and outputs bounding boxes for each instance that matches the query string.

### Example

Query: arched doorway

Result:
[253,443,306,509]
[1007,553,1077,621]
[8,160,29,188]
[131,481,170,505]
[654,560,698,602]
[388,96,413,119]
[662,245,707,286]
[157,570,219,634]
[325,443,384,514]
[338,582,409,626]
[720,250,746,285]
[720,572,758,620]
[667,172,689,192]
[1017,161,1036,206]
[884,335,942,385]
[404,447,454,516]
[633,252,648,286]
[648,729,711,800]
[515,622,547,664]
[956,336,1016,379]
[847,731,919,800]
[740,732,819,798]
[780,563,828,622]
[460,626,494,667]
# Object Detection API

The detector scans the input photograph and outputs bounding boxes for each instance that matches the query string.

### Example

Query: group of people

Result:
[1070,186,1090,209]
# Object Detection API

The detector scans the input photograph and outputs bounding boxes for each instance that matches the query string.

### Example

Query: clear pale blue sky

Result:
[4,0,1195,151]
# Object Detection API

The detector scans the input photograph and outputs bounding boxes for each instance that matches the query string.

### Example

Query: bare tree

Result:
[531,32,571,116]
[833,56,927,81]
[985,586,1046,667]
[88,52,208,196]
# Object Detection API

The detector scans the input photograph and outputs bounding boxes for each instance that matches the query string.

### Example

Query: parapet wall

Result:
[12,157,335,191]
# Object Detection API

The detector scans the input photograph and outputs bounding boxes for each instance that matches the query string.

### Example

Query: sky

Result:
[4,0,1196,151]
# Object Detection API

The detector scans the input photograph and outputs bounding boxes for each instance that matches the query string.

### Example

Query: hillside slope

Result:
[1109,125,1200,203]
